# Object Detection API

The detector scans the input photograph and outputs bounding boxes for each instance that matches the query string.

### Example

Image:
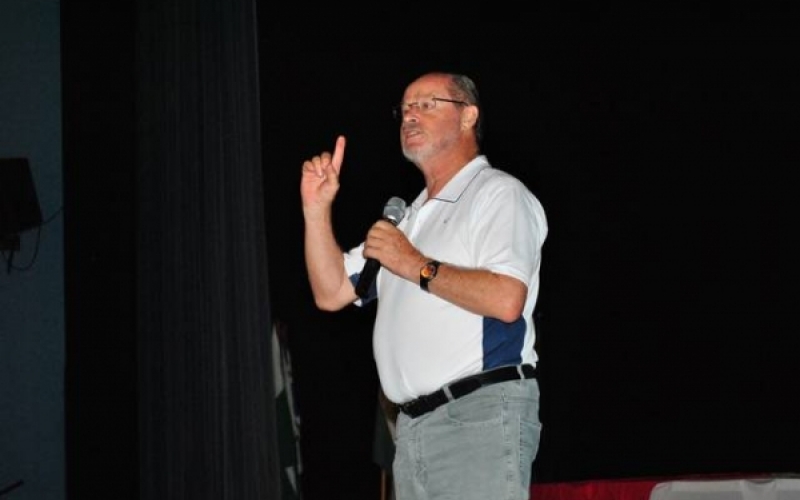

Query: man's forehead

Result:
[404,76,449,98]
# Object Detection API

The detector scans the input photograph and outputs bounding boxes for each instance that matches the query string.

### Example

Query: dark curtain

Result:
[135,1,280,499]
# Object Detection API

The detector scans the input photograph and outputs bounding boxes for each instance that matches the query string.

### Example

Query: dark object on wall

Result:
[0,480,24,497]
[0,158,43,250]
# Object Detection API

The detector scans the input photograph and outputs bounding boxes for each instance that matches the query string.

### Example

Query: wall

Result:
[0,1,64,499]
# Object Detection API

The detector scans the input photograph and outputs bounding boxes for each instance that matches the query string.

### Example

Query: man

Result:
[300,71,547,500]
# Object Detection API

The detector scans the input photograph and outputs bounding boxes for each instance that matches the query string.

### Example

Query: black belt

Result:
[397,364,536,419]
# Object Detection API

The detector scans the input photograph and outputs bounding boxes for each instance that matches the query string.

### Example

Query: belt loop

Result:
[516,364,524,378]
[442,384,455,401]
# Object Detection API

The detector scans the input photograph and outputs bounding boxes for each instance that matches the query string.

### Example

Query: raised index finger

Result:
[330,135,346,174]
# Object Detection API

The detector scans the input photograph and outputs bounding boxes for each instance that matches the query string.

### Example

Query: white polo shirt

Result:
[344,155,548,404]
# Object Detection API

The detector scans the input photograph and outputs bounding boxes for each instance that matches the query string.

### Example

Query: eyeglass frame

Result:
[392,96,471,121]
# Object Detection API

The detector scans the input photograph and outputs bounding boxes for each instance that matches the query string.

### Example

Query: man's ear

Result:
[461,105,479,131]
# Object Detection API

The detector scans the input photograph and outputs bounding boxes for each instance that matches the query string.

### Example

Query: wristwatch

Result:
[419,260,441,292]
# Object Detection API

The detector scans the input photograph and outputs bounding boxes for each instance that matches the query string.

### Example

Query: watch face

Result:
[421,263,436,279]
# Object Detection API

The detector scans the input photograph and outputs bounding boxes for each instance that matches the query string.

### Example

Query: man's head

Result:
[397,72,482,165]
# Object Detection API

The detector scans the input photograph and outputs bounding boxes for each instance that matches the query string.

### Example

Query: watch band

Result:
[419,260,441,292]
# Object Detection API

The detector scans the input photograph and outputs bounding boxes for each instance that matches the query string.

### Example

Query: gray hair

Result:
[447,73,483,145]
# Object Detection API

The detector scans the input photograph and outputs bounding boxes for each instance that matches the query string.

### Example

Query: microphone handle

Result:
[355,258,381,298]
[354,209,404,299]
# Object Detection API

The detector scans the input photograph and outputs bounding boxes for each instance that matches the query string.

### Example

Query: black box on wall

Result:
[0,158,43,236]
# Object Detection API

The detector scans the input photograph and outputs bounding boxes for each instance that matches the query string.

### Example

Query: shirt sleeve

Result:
[469,175,548,287]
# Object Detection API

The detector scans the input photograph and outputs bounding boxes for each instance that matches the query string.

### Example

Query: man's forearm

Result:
[418,262,527,323]
[304,214,354,311]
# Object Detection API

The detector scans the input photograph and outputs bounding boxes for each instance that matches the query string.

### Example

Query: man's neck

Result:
[422,148,479,200]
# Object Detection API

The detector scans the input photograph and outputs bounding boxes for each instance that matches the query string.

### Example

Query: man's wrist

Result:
[419,260,441,292]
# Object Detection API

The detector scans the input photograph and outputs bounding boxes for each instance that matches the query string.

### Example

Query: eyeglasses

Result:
[392,97,470,120]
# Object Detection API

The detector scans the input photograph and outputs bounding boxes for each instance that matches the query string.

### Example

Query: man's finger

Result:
[331,135,346,173]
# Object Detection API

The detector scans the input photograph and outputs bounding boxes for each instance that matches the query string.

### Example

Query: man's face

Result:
[399,76,465,164]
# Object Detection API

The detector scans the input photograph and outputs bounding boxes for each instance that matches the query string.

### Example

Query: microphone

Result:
[355,196,407,298]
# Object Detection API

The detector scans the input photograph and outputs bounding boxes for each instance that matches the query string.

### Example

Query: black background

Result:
[60,9,798,499]
[258,15,797,496]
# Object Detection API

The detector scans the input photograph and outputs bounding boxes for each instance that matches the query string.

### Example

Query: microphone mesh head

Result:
[383,196,407,225]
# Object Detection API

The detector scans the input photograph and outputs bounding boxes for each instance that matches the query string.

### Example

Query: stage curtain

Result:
[136,0,280,498]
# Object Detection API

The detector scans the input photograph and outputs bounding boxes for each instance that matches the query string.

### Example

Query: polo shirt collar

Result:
[413,155,490,207]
